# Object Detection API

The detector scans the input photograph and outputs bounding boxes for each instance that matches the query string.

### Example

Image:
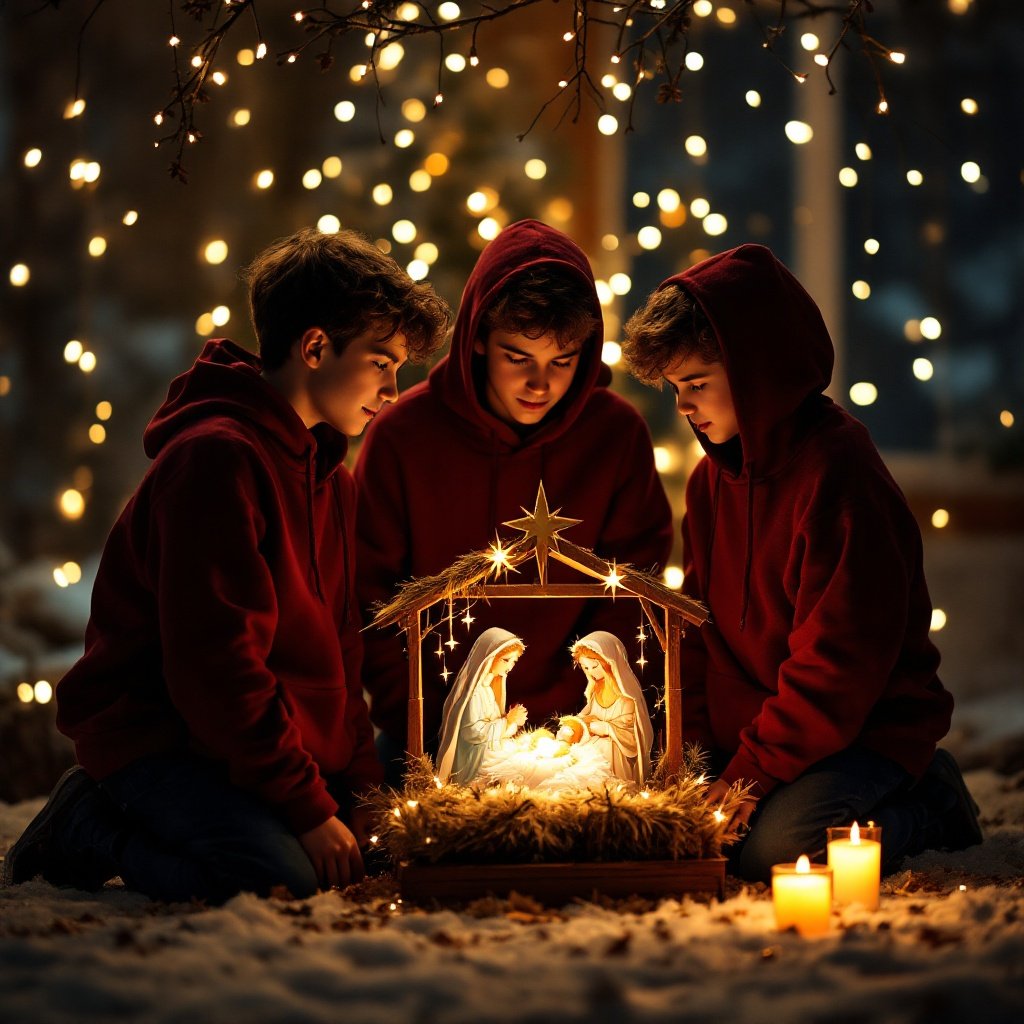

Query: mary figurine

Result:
[435,627,528,784]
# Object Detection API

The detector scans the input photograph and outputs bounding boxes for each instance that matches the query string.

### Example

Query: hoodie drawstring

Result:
[305,449,325,602]
[739,467,755,632]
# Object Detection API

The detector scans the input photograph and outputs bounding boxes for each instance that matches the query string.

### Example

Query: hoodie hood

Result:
[429,219,609,452]
[666,243,834,478]
[144,339,349,481]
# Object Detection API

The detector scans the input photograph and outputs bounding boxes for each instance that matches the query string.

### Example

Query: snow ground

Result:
[1,767,1022,1024]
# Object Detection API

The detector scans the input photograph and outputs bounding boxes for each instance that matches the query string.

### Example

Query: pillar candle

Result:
[771,855,832,937]
[827,822,882,910]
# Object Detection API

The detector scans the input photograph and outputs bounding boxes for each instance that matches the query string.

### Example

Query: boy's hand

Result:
[298,817,365,890]
[349,803,376,848]
[705,778,758,838]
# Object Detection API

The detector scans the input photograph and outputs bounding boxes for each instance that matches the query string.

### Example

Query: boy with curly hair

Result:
[3,228,451,901]
[622,244,981,881]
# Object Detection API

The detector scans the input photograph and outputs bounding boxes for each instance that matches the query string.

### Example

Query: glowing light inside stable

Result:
[653,447,673,473]
[256,42,267,60]
[889,51,906,64]
[64,98,86,119]
[839,167,858,187]
[745,90,761,108]
[612,82,631,101]
[931,508,950,529]
[664,566,684,590]
[637,226,663,250]
[948,0,971,12]
[334,100,356,122]
[255,170,275,189]
[609,273,632,296]
[122,210,139,227]
[445,53,467,72]
[96,401,112,421]
[302,169,322,190]
[907,169,924,186]
[78,351,97,373]
[633,192,651,209]
[685,135,708,158]
[930,609,947,632]
[685,52,704,72]
[204,240,229,265]
[322,156,342,178]
[524,158,547,180]
[34,680,53,704]
[60,488,86,520]
[231,108,251,127]
[395,129,415,148]
[9,264,30,287]
[89,424,106,444]
[398,3,419,18]
[486,68,509,89]
[407,259,429,281]
[438,2,460,19]
[849,382,878,407]
[317,215,341,234]
[602,341,622,367]
[24,148,42,168]
[597,114,619,136]
[1000,410,1015,428]
[211,306,231,327]
[703,214,728,237]
[785,121,813,144]
[913,358,934,381]
[595,280,613,306]
[64,340,83,363]
[392,219,417,244]
[855,143,872,162]
[17,683,34,703]
[424,153,449,175]
[690,197,711,219]
[960,97,978,115]
[851,280,871,300]
[716,7,737,25]
[864,238,880,255]
[195,312,215,336]
[373,184,394,205]
[920,317,942,340]
[409,170,431,192]
[237,48,255,66]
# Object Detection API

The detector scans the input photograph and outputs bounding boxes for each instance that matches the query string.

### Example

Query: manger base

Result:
[398,858,727,905]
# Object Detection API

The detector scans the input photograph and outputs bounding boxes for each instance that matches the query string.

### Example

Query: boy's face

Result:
[473,329,582,427]
[307,326,408,436]
[664,354,739,445]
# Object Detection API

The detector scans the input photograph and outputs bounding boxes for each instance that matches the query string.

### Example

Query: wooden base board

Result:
[398,858,727,905]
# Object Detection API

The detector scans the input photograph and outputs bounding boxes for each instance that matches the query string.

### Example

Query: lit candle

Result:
[827,822,882,910]
[771,855,832,937]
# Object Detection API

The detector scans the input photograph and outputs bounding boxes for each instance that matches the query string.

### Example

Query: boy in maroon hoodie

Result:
[354,221,673,782]
[2,228,450,901]
[622,244,982,881]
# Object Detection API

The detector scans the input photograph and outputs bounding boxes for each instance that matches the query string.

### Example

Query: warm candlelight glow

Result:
[827,823,882,909]
[772,856,832,937]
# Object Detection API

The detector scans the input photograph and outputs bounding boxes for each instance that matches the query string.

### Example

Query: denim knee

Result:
[225,831,319,901]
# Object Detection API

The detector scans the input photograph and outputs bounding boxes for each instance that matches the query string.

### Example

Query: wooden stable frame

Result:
[372,485,721,904]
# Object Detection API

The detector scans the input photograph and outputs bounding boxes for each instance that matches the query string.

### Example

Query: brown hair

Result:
[242,227,452,371]
[622,283,721,386]
[480,265,600,349]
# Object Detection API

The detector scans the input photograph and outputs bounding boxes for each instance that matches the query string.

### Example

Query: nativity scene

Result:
[367,484,745,902]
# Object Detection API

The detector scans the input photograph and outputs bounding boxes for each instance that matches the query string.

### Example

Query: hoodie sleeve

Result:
[147,437,339,834]
[718,478,922,796]
[352,415,412,744]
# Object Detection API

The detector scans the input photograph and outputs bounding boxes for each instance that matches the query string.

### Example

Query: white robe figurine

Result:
[567,631,654,787]
[435,627,527,785]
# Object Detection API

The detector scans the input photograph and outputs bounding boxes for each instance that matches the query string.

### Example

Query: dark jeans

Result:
[725,746,931,883]
[71,754,354,903]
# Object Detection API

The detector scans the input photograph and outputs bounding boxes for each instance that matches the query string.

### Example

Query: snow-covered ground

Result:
[2,765,1022,1024]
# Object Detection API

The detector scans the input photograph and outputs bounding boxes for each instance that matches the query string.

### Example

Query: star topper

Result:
[503,482,581,584]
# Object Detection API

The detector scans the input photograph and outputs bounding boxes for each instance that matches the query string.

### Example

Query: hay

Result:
[366,749,748,867]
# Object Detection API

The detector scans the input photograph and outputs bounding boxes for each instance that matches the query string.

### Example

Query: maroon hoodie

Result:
[57,340,382,834]
[354,220,673,748]
[671,245,952,795]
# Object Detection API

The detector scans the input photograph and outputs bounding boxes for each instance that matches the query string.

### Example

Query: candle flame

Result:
[851,821,860,844]
[796,855,811,873]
